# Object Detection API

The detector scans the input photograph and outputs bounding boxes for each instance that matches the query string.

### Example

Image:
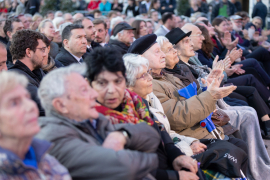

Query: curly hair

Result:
[10,30,44,60]
[195,24,214,59]
[84,47,126,84]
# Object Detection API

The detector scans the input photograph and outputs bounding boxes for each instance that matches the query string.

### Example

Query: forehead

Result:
[13,21,23,28]
[45,21,53,27]
[163,41,173,49]
[147,43,160,52]
[71,28,86,37]
[0,85,28,103]
[95,70,124,80]
[66,73,86,87]
[37,39,46,47]
[95,23,105,29]
[192,26,201,34]
[82,19,93,27]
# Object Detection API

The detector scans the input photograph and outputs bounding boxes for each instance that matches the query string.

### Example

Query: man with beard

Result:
[74,17,101,53]
[93,19,108,47]
[55,24,87,66]
[8,30,47,116]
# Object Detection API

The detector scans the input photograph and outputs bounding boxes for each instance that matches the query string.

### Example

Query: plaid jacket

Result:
[0,138,71,180]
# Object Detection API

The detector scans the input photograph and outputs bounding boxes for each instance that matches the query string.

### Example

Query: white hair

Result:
[123,53,149,87]
[110,16,124,30]
[24,13,32,18]
[52,17,64,29]
[38,63,86,116]
[55,11,63,17]
[156,36,169,48]
[110,30,124,40]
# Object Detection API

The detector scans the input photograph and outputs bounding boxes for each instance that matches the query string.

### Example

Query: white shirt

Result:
[69,52,83,64]
[100,43,106,47]
[162,25,170,33]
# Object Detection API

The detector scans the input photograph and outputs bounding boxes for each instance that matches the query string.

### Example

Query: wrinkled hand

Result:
[178,170,199,180]
[207,75,237,99]
[232,64,245,75]
[173,155,198,173]
[229,48,242,64]
[102,131,127,151]
[224,66,237,76]
[221,31,238,50]
[190,141,207,155]
[205,68,223,85]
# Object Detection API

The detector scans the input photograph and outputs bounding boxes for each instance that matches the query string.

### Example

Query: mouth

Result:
[106,98,118,104]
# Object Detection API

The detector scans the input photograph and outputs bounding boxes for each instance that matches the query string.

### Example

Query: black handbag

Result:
[192,139,248,178]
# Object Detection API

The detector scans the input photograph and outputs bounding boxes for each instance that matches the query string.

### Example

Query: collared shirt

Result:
[69,52,83,64]
[162,25,170,33]
[100,43,106,47]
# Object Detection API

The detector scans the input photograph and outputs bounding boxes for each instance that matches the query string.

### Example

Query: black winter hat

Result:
[128,34,157,55]
[165,28,192,45]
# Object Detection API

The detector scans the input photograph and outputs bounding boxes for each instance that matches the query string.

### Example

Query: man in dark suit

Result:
[55,24,87,66]
[252,0,267,28]
[73,17,101,53]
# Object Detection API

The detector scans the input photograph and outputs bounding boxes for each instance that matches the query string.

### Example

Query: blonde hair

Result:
[0,71,28,100]
[38,19,53,32]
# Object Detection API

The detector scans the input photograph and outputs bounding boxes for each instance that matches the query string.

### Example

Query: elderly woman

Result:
[41,35,63,73]
[38,19,59,59]
[0,71,71,179]
[123,53,249,178]
[85,47,200,180]
[157,34,270,180]
[30,13,43,30]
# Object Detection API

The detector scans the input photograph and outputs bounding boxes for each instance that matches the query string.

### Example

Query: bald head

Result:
[182,23,205,51]
[73,13,84,21]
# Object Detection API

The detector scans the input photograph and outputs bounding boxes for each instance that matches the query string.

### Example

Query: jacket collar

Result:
[0,138,51,173]
[109,39,129,50]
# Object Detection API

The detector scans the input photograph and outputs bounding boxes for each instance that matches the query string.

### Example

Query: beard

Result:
[233,24,242,32]
[31,57,43,70]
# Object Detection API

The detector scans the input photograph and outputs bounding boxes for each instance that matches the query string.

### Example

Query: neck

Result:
[164,23,171,31]
[87,40,91,46]
[0,31,5,37]
[19,57,35,71]
[151,68,162,75]
[179,55,190,63]
[165,64,175,69]
[0,137,32,159]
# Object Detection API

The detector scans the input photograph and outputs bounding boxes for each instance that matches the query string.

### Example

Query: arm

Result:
[37,124,158,180]
[152,83,216,132]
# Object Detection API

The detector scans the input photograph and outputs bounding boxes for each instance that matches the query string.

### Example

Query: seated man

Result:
[36,64,160,180]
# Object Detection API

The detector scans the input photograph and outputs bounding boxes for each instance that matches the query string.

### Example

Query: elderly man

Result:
[63,13,73,23]
[8,30,46,116]
[18,14,30,29]
[108,22,135,55]
[36,64,160,180]
[74,18,100,52]
[128,34,236,139]
[177,24,270,180]
[73,13,84,21]
[154,12,176,36]
[55,24,87,66]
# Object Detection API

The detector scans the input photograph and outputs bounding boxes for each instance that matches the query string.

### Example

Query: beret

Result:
[165,28,192,45]
[128,34,157,55]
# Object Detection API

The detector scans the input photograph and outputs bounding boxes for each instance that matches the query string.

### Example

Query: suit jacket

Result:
[160,0,176,14]
[154,26,169,37]
[55,47,79,66]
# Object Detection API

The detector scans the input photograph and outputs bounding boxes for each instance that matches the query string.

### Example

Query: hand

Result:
[178,170,199,180]
[161,6,165,9]
[206,68,223,85]
[229,48,242,64]
[242,29,250,40]
[173,155,198,173]
[190,141,207,155]
[102,131,127,151]
[253,31,260,42]
[232,64,245,75]
[221,32,238,50]
[207,76,237,99]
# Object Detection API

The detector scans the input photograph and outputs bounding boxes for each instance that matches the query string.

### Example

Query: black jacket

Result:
[108,39,130,56]
[0,36,8,45]
[252,0,267,28]
[9,60,45,116]
[6,41,13,69]
[25,0,40,15]
[211,1,236,21]
[125,5,139,17]
[160,0,176,14]
[55,47,79,66]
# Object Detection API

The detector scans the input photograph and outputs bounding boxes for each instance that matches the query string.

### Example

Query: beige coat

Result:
[152,71,224,139]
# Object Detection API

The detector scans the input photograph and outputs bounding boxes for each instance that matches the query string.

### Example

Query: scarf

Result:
[95,89,154,126]
[42,56,57,73]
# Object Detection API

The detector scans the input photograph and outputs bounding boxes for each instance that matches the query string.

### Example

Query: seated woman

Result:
[156,33,270,180]
[85,47,200,180]
[123,53,248,178]
[0,71,71,179]
[41,34,63,74]
[132,20,148,39]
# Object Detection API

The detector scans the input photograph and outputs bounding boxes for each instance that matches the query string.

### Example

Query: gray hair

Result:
[0,71,28,100]
[110,30,124,40]
[110,16,124,30]
[123,53,149,87]
[52,17,64,29]
[55,11,63,17]
[38,63,86,116]
[38,19,53,32]
[156,36,169,48]
[24,13,33,18]
[252,16,262,22]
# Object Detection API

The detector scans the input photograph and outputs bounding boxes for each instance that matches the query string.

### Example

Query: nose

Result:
[201,35,205,40]
[90,87,99,100]
[82,37,87,44]
[25,97,38,113]
[161,51,166,58]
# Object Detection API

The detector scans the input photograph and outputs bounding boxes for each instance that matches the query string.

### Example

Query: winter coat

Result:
[36,113,160,180]
[108,39,130,55]
[152,71,224,139]
[0,138,71,180]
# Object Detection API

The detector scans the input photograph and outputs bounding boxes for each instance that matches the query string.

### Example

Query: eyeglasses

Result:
[190,34,204,38]
[36,47,47,53]
[165,47,176,54]
[136,69,152,80]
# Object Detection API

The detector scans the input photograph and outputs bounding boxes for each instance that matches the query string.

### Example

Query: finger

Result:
[201,78,206,85]
[213,55,219,67]
[200,143,207,149]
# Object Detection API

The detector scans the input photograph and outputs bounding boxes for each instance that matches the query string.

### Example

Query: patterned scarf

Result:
[95,89,154,126]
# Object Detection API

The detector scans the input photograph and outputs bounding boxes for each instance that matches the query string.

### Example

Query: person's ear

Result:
[63,39,69,48]
[25,48,32,58]
[6,31,12,40]
[52,98,68,114]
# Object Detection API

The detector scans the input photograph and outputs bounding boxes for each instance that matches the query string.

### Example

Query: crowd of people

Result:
[0,0,270,180]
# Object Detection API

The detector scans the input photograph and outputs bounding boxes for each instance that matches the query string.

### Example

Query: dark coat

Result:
[6,41,13,68]
[8,60,45,116]
[252,0,267,28]
[55,47,79,66]
[125,5,139,17]
[211,1,237,21]
[49,41,60,59]
[108,39,129,56]
[0,36,8,45]
[160,0,176,14]
[25,0,40,15]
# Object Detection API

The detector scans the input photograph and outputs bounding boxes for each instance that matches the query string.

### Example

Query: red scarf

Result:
[95,89,154,126]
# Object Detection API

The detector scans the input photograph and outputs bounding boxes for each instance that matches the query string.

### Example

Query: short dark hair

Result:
[93,18,107,29]
[85,47,126,83]
[93,9,101,15]
[162,12,174,24]
[3,18,21,40]
[10,30,44,60]
[62,24,84,42]
[46,10,54,16]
